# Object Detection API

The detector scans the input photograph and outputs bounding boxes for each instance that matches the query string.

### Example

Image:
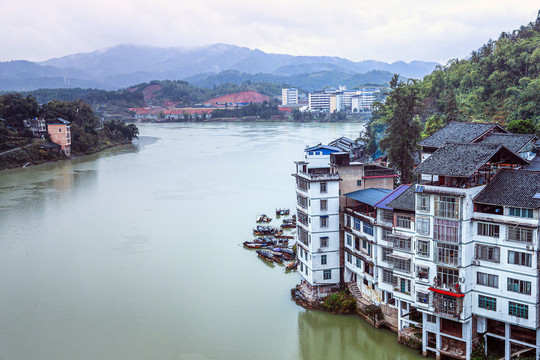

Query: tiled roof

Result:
[413,143,528,177]
[474,169,540,209]
[305,144,342,152]
[344,188,393,207]
[374,184,411,210]
[419,122,506,148]
[477,133,537,153]
[386,185,416,211]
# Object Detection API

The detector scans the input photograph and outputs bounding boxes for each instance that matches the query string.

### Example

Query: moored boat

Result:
[256,250,274,263]
[285,261,298,271]
[256,214,272,223]
[275,208,290,216]
[243,241,269,249]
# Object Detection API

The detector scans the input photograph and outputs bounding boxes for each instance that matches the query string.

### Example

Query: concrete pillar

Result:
[436,316,441,359]
[536,329,540,360]
[422,313,428,356]
[464,320,472,360]
[505,323,511,360]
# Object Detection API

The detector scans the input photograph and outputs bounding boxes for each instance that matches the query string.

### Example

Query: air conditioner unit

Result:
[459,277,465,283]
[526,245,533,251]
[317,248,323,253]
[472,259,480,266]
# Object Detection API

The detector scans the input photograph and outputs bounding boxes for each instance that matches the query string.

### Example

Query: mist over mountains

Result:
[0,44,439,91]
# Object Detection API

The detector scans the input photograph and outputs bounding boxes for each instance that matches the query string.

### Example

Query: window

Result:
[477,272,498,288]
[476,245,500,263]
[382,210,393,223]
[362,240,372,256]
[346,215,351,227]
[477,223,500,238]
[416,265,429,280]
[427,314,436,323]
[435,196,460,219]
[396,215,411,229]
[298,227,308,245]
[509,302,528,319]
[320,237,329,248]
[363,222,373,236]
[297,178,308,192]
[417,240,430,257]
[321,255,327,265]
[417,194,429,212]
[346,233,352,246]
[507,278,531,295]
[320,200,327,211]
[417,292,429,304]
[434,219,459,243]
[436,242,459,266]
[297,210,308,226]
[382,228,392,241]
[356,257,362,268]
[357,179,362,186]
[392,258,411,273]
[391,235,411,251]
[320,182,327,193]
[478,295,496,311]
[382,270,396,285]
[347,253,352,263]
[417,217,430,235]
[320,216,328,228]
[398,279,411,294]
[509,207,533,218]
[508,226,533,243]
[382,247,393,262]
[436,266,459,288]
[297,194,308,209]
[508,251,532,267]
[354,218,361,231]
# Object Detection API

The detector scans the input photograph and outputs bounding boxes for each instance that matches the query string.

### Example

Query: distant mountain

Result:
[0,44,439,91]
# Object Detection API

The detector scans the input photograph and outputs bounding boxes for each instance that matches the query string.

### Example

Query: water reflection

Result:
[297,310,420,360]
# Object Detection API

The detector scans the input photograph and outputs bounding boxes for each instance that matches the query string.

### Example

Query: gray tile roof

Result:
[420,122,506,148]
[386,184,416,211]
[413,143,528,177]
[474,169,540,209]
[477,133,536,153]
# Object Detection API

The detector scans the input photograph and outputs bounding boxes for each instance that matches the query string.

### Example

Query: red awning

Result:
[428,287,465,298]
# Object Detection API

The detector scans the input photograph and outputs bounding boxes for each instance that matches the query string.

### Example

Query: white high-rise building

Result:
[282,88,299,106]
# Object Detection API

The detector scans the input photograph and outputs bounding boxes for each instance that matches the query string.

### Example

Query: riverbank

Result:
[0,139,133,171]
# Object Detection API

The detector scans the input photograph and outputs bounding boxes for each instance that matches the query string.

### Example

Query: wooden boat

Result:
[256,214,272,223]
[243,241,269,249]
[268,247,295,260]
[285,261,298,271]
[274,234,294,239]
[256,250,274,263]
[266,250,284,263]
[275,208,290,216]
[253,225,282,236]
[280,223,296,229]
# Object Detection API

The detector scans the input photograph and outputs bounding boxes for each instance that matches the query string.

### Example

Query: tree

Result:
[506,119,536,134]
[380,75,423,184]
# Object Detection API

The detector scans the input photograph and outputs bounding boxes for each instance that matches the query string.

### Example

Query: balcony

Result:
[296,167,340,181]
[432,292,463,320]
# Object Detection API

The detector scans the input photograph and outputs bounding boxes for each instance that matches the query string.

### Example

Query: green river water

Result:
[0,122,422,360]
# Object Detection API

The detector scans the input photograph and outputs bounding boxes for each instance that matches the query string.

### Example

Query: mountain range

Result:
[0,44,440,91]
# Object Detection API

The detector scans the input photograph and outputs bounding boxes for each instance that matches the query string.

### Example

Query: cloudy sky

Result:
[1,0,538,63]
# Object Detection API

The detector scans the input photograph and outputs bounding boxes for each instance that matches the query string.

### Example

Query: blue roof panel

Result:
[344,188,393,207]
[374,185,411,210]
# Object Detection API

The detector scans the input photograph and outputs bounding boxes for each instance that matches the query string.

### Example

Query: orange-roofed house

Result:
[47,118,71,156]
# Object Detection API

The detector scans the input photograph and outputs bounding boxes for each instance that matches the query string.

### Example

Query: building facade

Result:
[282,88,299,106]
[47,118,71,156]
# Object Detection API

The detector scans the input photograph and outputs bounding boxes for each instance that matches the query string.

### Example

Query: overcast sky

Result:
[1,0,538,63]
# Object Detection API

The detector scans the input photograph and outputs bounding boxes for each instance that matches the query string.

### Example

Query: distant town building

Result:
[281,88,299,106]
[47,118,71,156]
[351,88,381,112]
[23,117,47,137]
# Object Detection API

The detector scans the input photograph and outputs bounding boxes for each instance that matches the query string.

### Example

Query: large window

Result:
[509,302,528,319]
[297,194,308,209]
[320,237,329,248]
[323,269,332,280]
[508,251,532,267]
[363,222,373,236]
[320,216,328,228]
[392,258,411,273]
[320,182,327,193]
[354,218,361,231]
[382,270,396,285]
[417,217,430,235]
[434,219,460,243]
[436,242,459,266]
[417,240,430,257]
[297,178,308,191]
[507,278,531,295]
[298,227,308,245]
[509,207,533,218]
[417,194,430,212]
[298,210,308,226]
[321,255,327,265]
[479,295,496,311]
[508,226,533,243]
[382,228,392,241]
[382,247,393,262]
[320,199,327,211]
[396,215,412,229]
[437,266,459,288]
[477,223,500,238]
[476,244,500,263]
[435,196,460,219]
[477,272,498,288]
[382,210,393,223]
[417,292,429,305]
[391,235,411,251]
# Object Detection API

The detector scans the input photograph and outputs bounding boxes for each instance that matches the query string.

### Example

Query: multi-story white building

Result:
[308,91,332,112]
[282,88,299,106]
[294,144,342,299]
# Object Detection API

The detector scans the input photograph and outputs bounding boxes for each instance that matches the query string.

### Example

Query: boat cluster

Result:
[243,209,298,270]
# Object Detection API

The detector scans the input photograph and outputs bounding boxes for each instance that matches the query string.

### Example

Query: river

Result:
[0,122,421,360]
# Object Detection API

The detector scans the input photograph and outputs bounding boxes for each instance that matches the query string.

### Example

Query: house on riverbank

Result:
[293,122,540,360]
[47,118,71,156]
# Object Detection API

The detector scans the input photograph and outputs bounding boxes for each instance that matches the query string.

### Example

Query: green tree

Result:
[506,119,536,134]
[380,75,423,184]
